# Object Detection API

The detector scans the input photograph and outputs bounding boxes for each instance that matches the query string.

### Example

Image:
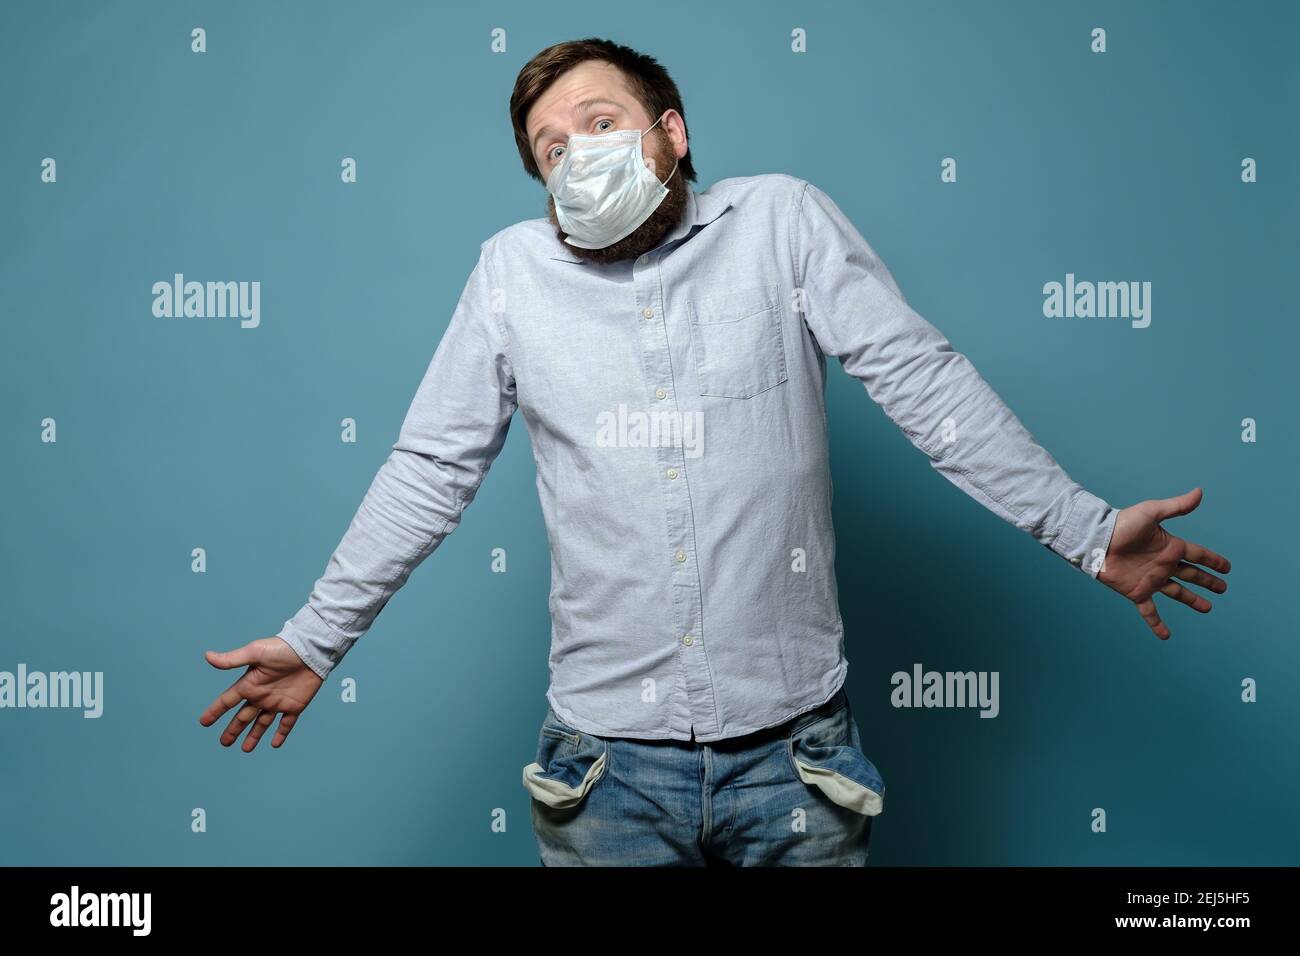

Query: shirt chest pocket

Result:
[687,283,787,399]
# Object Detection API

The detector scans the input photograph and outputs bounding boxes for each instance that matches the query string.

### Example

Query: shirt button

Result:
[675,550,687,563]
[654,387,667,400]
[642,307,654,319]
[682,635,694,646]
[328,651,339,662]
[666,468,678,480]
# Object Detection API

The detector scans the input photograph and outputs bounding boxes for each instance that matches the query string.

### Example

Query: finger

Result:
[220,702,261,747]
[205,645,261,671]
[199,678,251,727]
[242,710,277,753]
[1135,598,1170,640]
[1150,487,1202,522]
[271,713,299,748]
[1181,539,1231,575]
[1158,580,1212,613]
[1172,561,1227,594]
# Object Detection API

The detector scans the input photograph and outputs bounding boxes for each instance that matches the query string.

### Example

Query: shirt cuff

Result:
[1048,488,1119,580]
[276,604,355,680]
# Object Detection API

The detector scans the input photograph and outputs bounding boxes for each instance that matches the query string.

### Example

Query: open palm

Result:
[1096,487,1231,640]
[198,637,324,751]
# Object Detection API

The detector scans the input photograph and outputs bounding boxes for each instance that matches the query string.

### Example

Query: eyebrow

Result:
[530,98,627,157]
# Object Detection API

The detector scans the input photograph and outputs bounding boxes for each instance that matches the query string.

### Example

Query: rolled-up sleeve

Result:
[791,180,1117,579]
[277,241,517,679]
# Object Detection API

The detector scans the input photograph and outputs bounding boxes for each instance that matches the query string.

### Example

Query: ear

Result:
[659,109,688,155]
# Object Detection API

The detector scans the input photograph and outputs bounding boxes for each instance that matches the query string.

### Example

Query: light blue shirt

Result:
[277,174,1118,742]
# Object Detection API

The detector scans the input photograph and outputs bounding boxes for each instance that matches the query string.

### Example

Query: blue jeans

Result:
[522,686,884,866]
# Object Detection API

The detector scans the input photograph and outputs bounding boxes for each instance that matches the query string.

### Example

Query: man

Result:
[199,38,1231,866]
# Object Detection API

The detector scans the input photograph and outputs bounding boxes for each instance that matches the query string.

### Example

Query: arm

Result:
[199,242,517,749]
[275,243,517,679]
[791,179,1117,577]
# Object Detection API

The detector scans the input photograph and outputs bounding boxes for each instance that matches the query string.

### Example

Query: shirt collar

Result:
[546,185,731,263]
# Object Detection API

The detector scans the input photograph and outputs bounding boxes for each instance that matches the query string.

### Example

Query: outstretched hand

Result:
[199,637,324,751]
[1096,487,1230,640]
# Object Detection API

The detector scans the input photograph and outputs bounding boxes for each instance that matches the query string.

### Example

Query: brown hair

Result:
[510,37,697,185]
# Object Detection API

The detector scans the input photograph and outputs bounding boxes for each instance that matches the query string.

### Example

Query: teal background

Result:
[1,0,1295,866]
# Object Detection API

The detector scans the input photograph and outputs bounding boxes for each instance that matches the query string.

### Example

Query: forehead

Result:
[526,61,639,139]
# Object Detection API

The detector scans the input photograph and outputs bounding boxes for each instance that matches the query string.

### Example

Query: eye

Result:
[547,144,566,164]
[594,118,614,132]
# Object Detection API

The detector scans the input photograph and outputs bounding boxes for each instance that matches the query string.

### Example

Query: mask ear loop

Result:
[642,112,680,185]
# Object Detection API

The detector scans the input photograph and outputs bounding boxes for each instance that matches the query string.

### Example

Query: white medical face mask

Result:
[545,112,680,249]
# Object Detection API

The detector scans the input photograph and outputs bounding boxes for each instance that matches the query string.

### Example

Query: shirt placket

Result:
[633,256,716,739]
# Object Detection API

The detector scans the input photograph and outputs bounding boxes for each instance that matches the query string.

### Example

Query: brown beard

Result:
[546,130,688,264]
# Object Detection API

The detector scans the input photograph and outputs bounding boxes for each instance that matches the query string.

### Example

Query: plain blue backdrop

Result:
[1,0,1295,865]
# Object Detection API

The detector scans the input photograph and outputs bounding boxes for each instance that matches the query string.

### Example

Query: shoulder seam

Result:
[790,179,812,291]
[479,240,516,380]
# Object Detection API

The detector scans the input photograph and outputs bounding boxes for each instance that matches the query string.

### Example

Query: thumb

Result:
[204,644,260,670]
[1149,486,1203,522]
